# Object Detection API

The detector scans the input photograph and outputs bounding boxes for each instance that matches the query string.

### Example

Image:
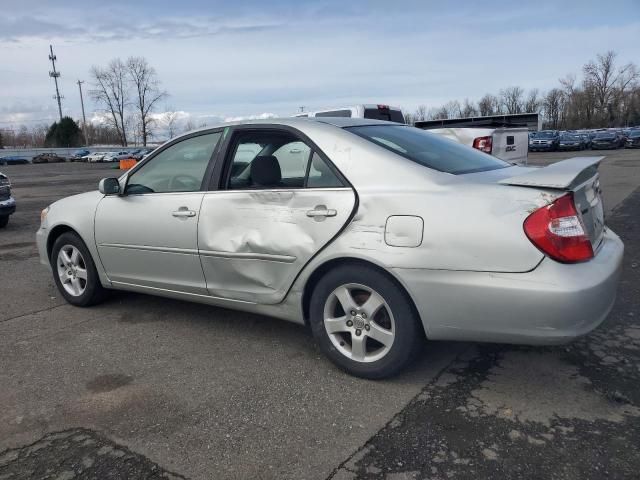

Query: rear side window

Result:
[315,110,352,118]
[346,125,509,175]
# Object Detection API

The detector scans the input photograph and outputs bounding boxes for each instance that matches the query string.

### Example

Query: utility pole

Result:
[48,45,63,121]
[77,80,89,145]
[299,106,306,113]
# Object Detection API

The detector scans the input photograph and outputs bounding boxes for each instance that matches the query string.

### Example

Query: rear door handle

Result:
[306,205,337,218]
[172,207,196,218]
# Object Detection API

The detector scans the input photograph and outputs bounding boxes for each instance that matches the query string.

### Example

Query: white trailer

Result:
[425,126,530,165]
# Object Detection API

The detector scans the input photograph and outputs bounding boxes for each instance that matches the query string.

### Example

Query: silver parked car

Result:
[36,118,623,378]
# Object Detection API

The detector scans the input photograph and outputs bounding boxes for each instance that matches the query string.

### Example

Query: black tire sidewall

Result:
[0,216,8,228]
[309,264,422,379]
[50,232,104,307]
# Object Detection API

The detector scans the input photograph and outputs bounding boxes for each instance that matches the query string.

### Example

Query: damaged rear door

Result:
[198,126,356,304]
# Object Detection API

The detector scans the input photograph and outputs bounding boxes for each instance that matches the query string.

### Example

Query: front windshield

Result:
[346,125,509,175]
[596,133,615,139]
[561,135,582,140]
[629,131,640,138]
[537,132,555,138]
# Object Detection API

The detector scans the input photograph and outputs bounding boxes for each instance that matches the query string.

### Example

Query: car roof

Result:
[180,117,399,137]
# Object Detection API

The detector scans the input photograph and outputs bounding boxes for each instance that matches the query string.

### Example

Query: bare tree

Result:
[90,59,129,146]
[499,86,524,114]
[543,88,564,129]
[414,105,427,121]
[126,57,167,146]
[478,94,499,116]
[461,98,478,117]
[161,109,180,139]
[524,89,540,113]
[584,51,640,124]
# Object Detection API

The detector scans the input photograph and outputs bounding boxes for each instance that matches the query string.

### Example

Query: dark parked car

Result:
[529,130,559,151]
[591,132,625,149]
[558,134,587,151]
[0,172,16,228]
[0,155,30,165]
[626,130,640,148]
[32,152,66,164]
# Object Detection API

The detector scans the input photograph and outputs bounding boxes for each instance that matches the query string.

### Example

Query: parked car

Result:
[528,130,559,151]
[87,152,107,163]
[32,153,66,164]
[133,148,154,160]
[591,132,625,149]
[558,133,587,151]
[578,133,593,149]
[72,149,90,158]
[625,129,640,148]
[0,172,16,228]
[36,118,623,379]
[102,151,130,162]
[0,155,30,165]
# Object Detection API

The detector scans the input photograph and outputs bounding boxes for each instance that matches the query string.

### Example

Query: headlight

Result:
[40,206,50,225]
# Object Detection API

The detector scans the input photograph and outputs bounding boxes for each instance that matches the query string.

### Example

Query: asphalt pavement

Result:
[1,149,639,479]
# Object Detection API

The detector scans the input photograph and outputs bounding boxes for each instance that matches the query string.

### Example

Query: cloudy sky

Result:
[1,0,639,130]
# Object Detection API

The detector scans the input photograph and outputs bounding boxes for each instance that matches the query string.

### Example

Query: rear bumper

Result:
[394,229,624,345]
[0,197,16,216]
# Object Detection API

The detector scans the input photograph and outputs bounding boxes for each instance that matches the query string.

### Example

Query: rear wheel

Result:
[310,264,423,379]
[51,232,107,306]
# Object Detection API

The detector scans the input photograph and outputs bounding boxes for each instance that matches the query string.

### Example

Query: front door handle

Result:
[306,205,337,220]
[172,207,196,218]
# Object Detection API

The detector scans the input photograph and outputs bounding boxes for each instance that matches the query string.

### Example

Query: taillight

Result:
[473,136,492,154]
[523,193,593,263]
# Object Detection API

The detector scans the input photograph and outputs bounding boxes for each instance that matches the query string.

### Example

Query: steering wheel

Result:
[168,174,200,191]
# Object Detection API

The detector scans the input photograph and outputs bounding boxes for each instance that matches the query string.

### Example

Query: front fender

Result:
[37,191,111,286]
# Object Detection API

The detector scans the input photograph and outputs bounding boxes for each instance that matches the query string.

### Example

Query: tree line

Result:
[2,50,638,150]
[405,51,640,129]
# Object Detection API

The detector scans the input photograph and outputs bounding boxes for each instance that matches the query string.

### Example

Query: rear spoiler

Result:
[499,156,604,190]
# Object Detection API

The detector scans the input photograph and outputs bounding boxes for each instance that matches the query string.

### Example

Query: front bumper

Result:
[394,228,624,345]
[558,144,581,150]
[0,196,16,216]
[592,143,617,149]
[36,227,50,268]
[530,143,555,150]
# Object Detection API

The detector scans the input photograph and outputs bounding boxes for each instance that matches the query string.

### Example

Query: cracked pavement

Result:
[1,150,640,479]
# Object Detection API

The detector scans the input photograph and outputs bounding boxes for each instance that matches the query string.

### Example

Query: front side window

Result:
[346,125,509,175]
[126,132,221,194]
[226,131,344,189]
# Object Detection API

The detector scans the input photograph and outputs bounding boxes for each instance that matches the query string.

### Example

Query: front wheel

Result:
[50,232,107,307]
[310,264,423,379]
[0,216,8,228]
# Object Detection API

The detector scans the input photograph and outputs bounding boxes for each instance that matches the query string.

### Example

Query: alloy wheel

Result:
[323,283,395,363]
[56,245,88,297]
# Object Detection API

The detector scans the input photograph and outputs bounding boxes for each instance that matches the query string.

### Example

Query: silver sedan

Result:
[36,118,623,378]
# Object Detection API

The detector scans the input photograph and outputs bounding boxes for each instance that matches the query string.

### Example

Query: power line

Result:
[48,45,63,121]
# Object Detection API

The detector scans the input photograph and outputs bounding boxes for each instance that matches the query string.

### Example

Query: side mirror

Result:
[99,177,121,195]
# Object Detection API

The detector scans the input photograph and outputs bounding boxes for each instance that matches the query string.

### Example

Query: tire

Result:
[309,264,423,379]
[0,216,8,228]
[50,231,107,307]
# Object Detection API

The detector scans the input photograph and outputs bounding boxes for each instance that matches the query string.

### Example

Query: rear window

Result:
[346,125,509,175]
[363,108,405,124]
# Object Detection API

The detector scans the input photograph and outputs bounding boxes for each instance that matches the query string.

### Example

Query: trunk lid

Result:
[498,156,605,249]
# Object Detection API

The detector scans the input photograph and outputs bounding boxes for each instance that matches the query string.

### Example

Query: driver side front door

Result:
[94,131,222,294]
